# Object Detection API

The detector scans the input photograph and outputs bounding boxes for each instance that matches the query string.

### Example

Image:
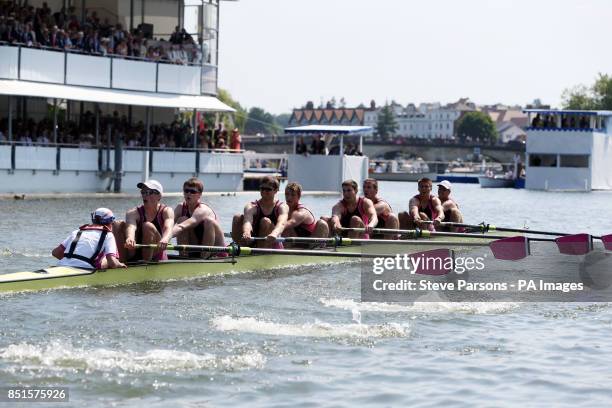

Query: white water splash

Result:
[320,298,520,315]
[0,341,265,373]
[211,315,409,339]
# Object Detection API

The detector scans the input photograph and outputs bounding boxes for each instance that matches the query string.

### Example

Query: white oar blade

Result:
[555,234,592,255]
[489,236,529,260]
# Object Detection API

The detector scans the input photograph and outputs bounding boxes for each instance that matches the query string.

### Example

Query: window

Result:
[560,155,589,168]
[529,154,557,167]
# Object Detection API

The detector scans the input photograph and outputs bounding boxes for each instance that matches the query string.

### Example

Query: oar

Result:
[228,234,534,261]
[243,235,492,247]
[339,226,521,241]
[431,222,612,253]
[135,244,454,275]
[432,221,606,239]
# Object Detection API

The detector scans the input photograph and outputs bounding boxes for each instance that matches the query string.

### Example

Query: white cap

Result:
[92,207,115,224]
[137,179,164,195]
[437,180,452,190]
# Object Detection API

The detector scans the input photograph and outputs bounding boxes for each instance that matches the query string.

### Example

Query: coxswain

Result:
[52,208,126,269]
[113,179,174,262]
[231,176,289,248]
[327,179,377,238]
[172,177,225,257]
[362,178,399,239]
[436,180,464,232]
[282,182,329,244]
[398,177,444,230]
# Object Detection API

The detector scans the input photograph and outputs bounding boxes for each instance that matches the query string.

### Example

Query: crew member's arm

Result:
[159,206,175,250]
[363,198,378,234]
[124,208,139,249]
[104,234,126,269]
[408,197,420,221]
[172,210,199,237]
[52,232,74,259]
[432,197,445,228]
[51,244,65,259]
[330,202,344,234]
[284,208,307,231]
[241,204,256,241]
[267,203,289,244]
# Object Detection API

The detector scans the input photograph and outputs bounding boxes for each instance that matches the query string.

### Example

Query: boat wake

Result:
[0,248,49,259]
[320,298,520,314]
[211,315,409,339]
[0,341,265,373]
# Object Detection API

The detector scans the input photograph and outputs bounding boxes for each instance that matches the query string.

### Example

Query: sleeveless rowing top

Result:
[340,197,370,238]
[292,204,317,237]
[252,200,282,237]
[181,201,218,241]
[412,194,439,221]
[371,196,392,228]
[136,204,168,260]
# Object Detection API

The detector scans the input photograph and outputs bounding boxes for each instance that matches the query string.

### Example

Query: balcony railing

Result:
[0,42,218,96]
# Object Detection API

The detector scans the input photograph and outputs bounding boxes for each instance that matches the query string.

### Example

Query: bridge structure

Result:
[245,139,525,163]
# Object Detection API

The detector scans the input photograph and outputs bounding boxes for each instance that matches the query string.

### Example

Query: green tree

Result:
[562,73,612,110]
[456,111,498,144]
[244,107,275,135]
[375,104,398,141]
[217,88,247,132]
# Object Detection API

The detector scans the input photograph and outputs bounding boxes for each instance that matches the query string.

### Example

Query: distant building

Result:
[482,107,529,143]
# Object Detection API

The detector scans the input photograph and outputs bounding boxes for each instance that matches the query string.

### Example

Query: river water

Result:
[1,182,611,407]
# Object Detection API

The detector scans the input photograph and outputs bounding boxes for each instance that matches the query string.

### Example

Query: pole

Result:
[53,98,58,144]
[129,0,134,32]
[144,107,150,182]
[8,95,13,142]
[95,103,99,146]
[192,108,197,148]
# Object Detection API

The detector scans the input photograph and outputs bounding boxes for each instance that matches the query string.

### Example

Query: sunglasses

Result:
[260,186,274,192]
[183,188,201,194]
[141,189,160,196]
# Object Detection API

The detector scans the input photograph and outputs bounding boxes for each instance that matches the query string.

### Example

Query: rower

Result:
[362,178,399,239]
[282,182,329,245]
[52,208,126,270]
[172,177,225,257]
[398,177,444,230]
[231,176,289,248]
[327,179,377,238]
[436,180,464,232]
[113,179,174,262]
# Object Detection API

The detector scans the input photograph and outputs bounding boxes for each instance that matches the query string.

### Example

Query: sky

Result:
[218,0,612,115]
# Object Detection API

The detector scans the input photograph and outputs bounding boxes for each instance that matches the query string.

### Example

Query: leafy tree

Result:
[456,111,498,144]
[244,107,275,135]
[562,73,612,110]
[217,88,247,132]
[375,104,398,141]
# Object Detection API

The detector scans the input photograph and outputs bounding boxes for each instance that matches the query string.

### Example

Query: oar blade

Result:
[489,236,529,260]
[602,234,612,251]
[412,248,454,276]
[555,233,592,255]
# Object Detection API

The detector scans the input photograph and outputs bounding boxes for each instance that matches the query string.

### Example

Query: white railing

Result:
[0,43,217,96]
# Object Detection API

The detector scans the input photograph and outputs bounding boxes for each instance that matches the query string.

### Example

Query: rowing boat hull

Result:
[0,237,503,293]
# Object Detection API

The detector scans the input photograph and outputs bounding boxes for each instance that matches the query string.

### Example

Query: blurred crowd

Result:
[0,1,208,64]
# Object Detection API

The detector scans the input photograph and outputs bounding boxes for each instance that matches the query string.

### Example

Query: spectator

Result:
[230,128,241,151]
[296,136,308,155]
[310,134,326,155]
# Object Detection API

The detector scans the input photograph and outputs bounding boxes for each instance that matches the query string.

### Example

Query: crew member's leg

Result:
[349,215,366,238]
[175,215,196,256]
[382,213,400,240]
[257,217,275,248]
[141,222,162,261]
[231,214,244,243]
[112,220,134,262]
